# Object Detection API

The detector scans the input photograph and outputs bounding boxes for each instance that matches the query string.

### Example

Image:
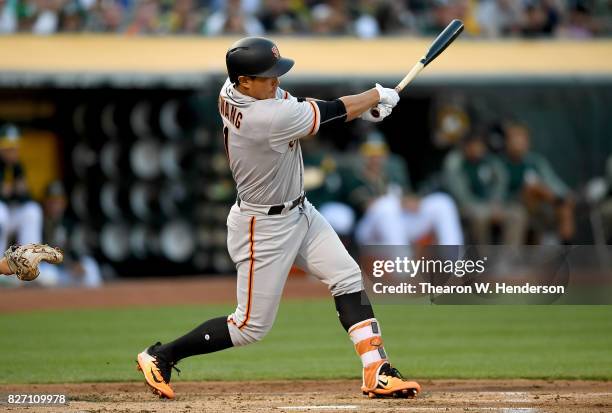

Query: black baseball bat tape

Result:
[421,19,464,67]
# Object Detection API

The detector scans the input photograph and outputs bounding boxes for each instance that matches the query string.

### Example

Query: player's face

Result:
[239,76,279,100]
[464,139,486,161]
[506,126,530,159]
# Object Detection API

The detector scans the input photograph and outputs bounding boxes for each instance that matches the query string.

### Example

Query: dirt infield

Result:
[0,276,330,313]
[1,380,611,412]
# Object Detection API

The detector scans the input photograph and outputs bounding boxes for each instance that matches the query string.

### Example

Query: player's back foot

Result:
[362,363,421,399]
[136,342,179,399]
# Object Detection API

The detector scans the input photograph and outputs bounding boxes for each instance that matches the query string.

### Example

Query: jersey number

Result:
[223,126,229,161]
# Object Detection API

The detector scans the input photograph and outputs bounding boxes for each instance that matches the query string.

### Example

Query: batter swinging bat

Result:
[371,19,464,117]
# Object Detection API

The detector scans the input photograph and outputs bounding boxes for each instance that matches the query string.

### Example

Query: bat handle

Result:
[370,62,424,118]
[370,85,402,118]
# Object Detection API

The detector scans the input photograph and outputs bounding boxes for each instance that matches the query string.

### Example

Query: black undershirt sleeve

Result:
[297,98,347,128]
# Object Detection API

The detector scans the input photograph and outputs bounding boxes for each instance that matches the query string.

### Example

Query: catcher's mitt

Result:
[4,244,64,281]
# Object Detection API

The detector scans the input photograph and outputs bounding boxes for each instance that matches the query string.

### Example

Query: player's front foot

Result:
[136,342,179,399]
[362,363,421,399]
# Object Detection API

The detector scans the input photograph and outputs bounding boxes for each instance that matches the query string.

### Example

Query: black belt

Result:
[237,194,305,215]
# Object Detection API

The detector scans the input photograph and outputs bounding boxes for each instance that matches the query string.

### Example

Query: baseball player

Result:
[136,37,421,400]
[0,125,44,254]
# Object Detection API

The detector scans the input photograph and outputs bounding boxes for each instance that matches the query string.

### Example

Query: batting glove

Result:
[361,103,393,122]
[375,83,400,107]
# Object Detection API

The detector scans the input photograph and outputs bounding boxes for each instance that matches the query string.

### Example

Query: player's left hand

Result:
[375,83,400,107]
[361,103,393,122]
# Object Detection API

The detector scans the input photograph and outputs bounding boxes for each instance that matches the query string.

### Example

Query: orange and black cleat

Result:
[136,342,180,399]
[362,363,421,399]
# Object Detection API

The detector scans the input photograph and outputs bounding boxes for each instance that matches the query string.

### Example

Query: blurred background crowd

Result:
[0,0,611,38]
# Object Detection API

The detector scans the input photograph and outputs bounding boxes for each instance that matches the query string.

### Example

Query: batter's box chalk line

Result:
[277,406,358,410]
[276,407,538,412]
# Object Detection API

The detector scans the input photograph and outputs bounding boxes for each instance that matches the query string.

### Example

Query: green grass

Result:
[0,301,611,383]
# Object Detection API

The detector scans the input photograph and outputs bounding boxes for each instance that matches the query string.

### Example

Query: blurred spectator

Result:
[600,155,612,244]
[476,0,523,37]
[209,0,260,15]
[205,0,264,35]
[37,181,102,287]
[421,0,465,35]
[159,0,203,34]
[125,0,160,35]
[556,0,597,38]
[520,0,561,37]
[302,139,358,238]
[310,0,350,35]
[598,155,612,243]
[86,0,125,32]
[0,125,44,254]
[0,0,18,33]
[58,0,86,32]
[443,131,527,245]
[353,0,380,38]
[586,154,612,244]
[31,0,64,35]
[352,137,464,246]
[501,122,575,244]
[373,0,416,35]
[258,0,305,34]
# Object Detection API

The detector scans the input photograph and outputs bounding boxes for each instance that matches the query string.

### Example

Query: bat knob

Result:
[370,107,380,118]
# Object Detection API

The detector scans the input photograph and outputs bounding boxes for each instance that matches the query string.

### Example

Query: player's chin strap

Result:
[348,318,388,391]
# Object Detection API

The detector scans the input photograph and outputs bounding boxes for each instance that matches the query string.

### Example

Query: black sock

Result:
[334,290,375,332]
[156,316,233,363]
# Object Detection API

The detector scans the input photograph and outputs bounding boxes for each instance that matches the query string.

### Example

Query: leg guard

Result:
[348,318,388,392]
[348,318,421,398]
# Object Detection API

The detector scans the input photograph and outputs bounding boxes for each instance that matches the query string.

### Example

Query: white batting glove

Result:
[375,83,400,107]
[360,103,393,122]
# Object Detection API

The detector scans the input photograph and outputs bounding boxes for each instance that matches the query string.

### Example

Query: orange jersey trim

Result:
[308,101,318,135]
[239,216,256,330]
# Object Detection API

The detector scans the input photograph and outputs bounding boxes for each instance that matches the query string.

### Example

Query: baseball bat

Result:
[371,19,464,117]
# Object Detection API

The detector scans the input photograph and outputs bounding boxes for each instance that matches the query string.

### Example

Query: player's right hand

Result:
[361,103,392,122]
[375,83,400,108]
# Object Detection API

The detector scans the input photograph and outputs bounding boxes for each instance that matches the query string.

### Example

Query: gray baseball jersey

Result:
[218,78,320,205]
[218,79,362,347]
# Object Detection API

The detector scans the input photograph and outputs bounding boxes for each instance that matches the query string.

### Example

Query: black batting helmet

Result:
[226,37,294,84]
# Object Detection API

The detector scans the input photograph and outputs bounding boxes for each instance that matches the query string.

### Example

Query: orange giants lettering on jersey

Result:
[218,96,243,129]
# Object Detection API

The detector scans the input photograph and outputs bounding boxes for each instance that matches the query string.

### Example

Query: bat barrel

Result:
[423,19,464,67]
